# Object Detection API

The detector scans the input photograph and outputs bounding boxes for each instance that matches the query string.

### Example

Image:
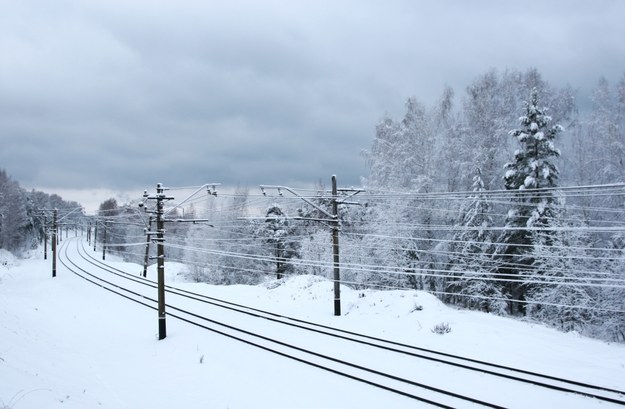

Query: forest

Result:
[2,68,624,343]
[0,169,84,256]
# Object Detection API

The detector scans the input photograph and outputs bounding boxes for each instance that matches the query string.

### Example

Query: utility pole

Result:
[331,175,341,316]
[102,219,107,260]
[140,184,174,340]
[52,209,57,278]
[156,184,167,339]
[43,215,47,260]
[139,183,215,339]
[93,219,98,252]
[143,215,153,278]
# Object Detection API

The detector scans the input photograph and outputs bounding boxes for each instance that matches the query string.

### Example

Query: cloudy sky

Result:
[1,0,624,211]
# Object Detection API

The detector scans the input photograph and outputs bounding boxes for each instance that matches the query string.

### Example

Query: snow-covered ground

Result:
[1,240,625,408]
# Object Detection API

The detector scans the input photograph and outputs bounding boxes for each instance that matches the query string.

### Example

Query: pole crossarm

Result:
[336,188,366,204]
[163,218,214,225]
[259,184,336,220]
[163,183,220,217]
[56,206,85,223]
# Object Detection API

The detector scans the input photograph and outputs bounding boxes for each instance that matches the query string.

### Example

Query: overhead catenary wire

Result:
[100,240,625,315]
[87,222,625,283]
[88,180,625,322]
[162,242,625,290]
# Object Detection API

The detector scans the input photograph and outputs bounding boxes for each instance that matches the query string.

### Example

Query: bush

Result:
[431,322,452,335]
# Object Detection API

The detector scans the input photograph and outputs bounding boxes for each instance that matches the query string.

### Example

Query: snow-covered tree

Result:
[181,187,264,285]
[588,234,625,342]
[298,230,332,277]
[498,87,563,314]
[258,204,300,279]
[447,169,507,314]
[0,169,86,256]
[363,97,434,191]
[0,170,33,253]
[462,69,575,193]
[526,218,599,334]
[182,221,211,283]
[97,198,124,256]
[503,88,561,206]
[462,70,518,191]
[216,187,265,285]
[588,77,625,183]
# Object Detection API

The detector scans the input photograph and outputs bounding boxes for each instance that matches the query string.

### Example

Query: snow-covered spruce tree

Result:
[497,87,563,315]
[463,69,575,193]
[258,204,300,280]
[447,169,507,314]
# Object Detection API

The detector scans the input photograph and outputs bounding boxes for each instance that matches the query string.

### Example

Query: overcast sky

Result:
[1,0,624,211]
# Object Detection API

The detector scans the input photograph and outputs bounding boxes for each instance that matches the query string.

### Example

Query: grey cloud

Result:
[1,0,624,199]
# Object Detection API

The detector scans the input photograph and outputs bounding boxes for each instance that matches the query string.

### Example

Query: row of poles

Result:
[40,209,69,278]
[43,176,362,341]
[141,176,362,340]
[38,204,87,279]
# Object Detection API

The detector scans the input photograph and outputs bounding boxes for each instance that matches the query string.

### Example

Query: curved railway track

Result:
[58,237,625,408]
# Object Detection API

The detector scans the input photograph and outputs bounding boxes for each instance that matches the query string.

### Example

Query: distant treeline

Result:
[0,168,84,255]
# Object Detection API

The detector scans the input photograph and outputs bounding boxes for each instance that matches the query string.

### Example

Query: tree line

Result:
[0,169,84,255]
[353,68,624,341]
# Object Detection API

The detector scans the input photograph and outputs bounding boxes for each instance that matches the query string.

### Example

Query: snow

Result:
[2,239,625,408]
[0,249,18,269]
[524,175,537,188]
[530,159,539,170]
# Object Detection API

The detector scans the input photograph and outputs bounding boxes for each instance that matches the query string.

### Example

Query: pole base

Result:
[334,299,341,316]
[158,317,166,340]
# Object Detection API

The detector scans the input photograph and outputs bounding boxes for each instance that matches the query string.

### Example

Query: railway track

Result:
[58,237,625,408]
